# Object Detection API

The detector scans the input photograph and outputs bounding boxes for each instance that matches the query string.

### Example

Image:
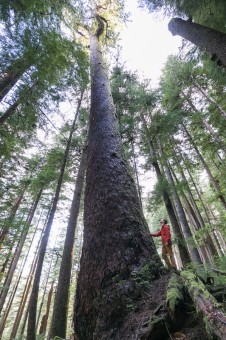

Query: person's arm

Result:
[150,230,161,237]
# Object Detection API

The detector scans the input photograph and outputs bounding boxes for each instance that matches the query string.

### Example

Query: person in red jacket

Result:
[151,219,177,269]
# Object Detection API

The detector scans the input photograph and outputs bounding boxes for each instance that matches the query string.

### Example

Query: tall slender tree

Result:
[27,93,84,340]
[49,146,87,339]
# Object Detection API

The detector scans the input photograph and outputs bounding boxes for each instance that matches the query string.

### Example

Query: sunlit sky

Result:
[115,0,183,201]
[119,0,182,86]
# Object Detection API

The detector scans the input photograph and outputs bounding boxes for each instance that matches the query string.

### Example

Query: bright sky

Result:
[120,0,182,86]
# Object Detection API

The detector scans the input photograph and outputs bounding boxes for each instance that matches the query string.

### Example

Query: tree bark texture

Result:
[168,18,226,68]
[74,21,162,340]
[49,147,87,339]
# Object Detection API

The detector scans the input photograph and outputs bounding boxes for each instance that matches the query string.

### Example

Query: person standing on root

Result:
[151,219,177,269]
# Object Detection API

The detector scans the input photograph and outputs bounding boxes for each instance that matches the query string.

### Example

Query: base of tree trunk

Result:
[75,269,225,339]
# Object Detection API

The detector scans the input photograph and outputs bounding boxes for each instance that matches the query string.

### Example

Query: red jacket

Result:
[151,224,171,244]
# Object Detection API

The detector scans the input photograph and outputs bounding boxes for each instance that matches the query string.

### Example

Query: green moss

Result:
[181,270,221,339]
[181,270,220,303]
[130,257,165,289]
[166,273,184,317]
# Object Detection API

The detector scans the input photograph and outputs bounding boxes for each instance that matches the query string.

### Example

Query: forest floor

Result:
[120,270,209,340]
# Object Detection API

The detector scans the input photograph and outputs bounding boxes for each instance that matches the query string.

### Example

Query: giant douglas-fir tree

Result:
[74,12,163,340]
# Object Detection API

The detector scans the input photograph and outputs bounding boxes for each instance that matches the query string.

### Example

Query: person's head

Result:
[159,219,167,225]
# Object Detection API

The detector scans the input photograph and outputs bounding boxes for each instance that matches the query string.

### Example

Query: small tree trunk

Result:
[26,92,83,340]
[49,147,87,339]
[193,81,226,121]
[176,165,217,260]
[9,212,45,340]
[182,124,226,210]
[0,82,38,125]
[0,188,42,314]
[183,93,226,148]
[158,142,202,264]
[36,240,58,331]
[0,61,29,103]
[0,233,20,288]
[131,139,143,208]
[168,17,226,69]
[39,281,54,335]
[0,182,29,248]
[140,112,190,265]
[182,196,211,264]
[172,162,218,260]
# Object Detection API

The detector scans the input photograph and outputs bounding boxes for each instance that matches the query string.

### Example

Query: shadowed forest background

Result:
[0,0,226,339]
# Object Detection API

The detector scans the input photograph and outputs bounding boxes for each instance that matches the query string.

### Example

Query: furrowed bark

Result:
[74,16,162,340]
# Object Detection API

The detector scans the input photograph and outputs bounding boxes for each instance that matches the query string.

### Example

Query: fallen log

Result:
[166,272,184,322]
[181,271,226,339]
[211,268,226,276]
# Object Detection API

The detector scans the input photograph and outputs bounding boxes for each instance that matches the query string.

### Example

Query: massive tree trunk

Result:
[74,16,162,340]
[49,147,87,339]
[27,94,83,340]
[168,17,226,68]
